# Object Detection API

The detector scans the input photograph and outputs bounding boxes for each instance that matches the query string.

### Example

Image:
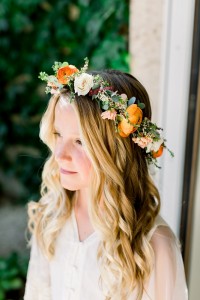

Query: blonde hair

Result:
[28,70,160,299]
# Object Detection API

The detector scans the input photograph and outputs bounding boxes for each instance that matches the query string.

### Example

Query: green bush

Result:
[0,252,29,300]
[0,0,129,204]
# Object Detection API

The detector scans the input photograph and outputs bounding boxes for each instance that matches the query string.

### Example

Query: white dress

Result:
[24,210,188,300]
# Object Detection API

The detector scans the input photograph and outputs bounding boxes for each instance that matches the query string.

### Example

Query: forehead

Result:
[54,99,80,135]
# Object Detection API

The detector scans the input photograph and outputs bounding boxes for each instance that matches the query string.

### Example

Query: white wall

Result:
[130,0,195,235]
[129,0,164,120]
[158,0,195,235]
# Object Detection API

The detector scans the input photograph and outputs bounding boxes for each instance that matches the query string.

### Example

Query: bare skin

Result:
[54,100,95,242]
[74,190,95,242]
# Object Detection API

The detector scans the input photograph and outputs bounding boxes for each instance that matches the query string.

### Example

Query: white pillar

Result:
[158,0,195,235]
[130,0,195,235]
[129,0,164,121]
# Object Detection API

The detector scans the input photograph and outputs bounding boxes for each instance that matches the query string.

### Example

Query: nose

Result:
[55,143,72,162]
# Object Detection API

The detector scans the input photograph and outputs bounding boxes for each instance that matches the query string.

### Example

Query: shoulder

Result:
[152,225,179,270]
[148,215,185,284]
[145,216,188,299]
[29,233,49,262]
[148,215,181,260]
[148,215,179,245]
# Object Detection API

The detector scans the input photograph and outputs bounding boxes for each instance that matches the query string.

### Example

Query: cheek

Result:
[54,144,59,160]
[75,150,92,173]
[84,158,92,173]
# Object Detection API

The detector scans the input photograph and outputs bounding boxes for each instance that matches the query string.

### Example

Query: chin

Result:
[60,183,78,191]
[59,179,80,190]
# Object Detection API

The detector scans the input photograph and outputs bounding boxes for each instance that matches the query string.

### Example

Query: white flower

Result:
[146,138,164,153]
[99,93,109,101]
[74,73,94,96]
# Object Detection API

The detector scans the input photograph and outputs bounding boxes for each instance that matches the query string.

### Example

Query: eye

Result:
[75,139,82,146]
[53,131,61,138]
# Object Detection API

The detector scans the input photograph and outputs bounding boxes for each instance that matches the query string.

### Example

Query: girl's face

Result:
[54,99,92,191]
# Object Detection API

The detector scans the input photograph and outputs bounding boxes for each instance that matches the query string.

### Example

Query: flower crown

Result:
[39,57,174,167]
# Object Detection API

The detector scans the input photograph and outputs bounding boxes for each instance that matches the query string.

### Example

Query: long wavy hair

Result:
[28,70,160,299]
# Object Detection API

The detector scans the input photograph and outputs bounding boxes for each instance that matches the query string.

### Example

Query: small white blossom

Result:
[74,73,94,96]
[146,138,164,153]
[99,93,109,101]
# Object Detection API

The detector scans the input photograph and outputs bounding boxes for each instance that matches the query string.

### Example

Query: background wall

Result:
[130,0,195,236]
[130,0,163,120]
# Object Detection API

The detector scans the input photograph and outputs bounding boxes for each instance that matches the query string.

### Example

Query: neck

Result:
[74,188,105,215]
[75,188,90,212]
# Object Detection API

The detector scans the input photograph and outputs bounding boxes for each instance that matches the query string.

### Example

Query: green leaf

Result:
[128,97,136,106]
[138,102,145,109]
[112,95,120,102]
[105,90,113,96]
[38,72,48,81]
[1,278,23,290]
[0,289,5,300]
[102,104,109,110]
[52,62,63,72]
[61,62,69,67]
[92,83,100,90]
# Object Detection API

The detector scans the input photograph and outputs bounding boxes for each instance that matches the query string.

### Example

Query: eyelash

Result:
[53,132,82,146]
[53,132,61,137]
[75,139,82,146]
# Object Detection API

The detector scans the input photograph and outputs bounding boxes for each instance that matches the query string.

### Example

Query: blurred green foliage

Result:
[0,252,29,300]
[0,0,129,204]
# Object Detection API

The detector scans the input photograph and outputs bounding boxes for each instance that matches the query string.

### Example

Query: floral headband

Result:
[39,57,173,167]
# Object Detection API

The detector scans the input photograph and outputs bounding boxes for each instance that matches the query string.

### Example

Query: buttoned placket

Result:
[63,209,97,300]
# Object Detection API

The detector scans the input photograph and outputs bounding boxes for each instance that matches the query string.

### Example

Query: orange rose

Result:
[152,145,163,158]
[118,119,134,137]
[118,104,143,137]
[57,65,79,84]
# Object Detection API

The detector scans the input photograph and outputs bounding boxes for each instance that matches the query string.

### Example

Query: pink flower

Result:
[132,136,153,149]
[101,110,117,120]
[120,93,128,101]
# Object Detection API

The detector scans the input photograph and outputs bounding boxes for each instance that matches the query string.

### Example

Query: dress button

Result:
[72,265,77,271]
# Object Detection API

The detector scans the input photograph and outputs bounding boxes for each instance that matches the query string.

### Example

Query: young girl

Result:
[24,58,188,300]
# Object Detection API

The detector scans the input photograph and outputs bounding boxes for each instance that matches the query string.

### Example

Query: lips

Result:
[60,168,77,174]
